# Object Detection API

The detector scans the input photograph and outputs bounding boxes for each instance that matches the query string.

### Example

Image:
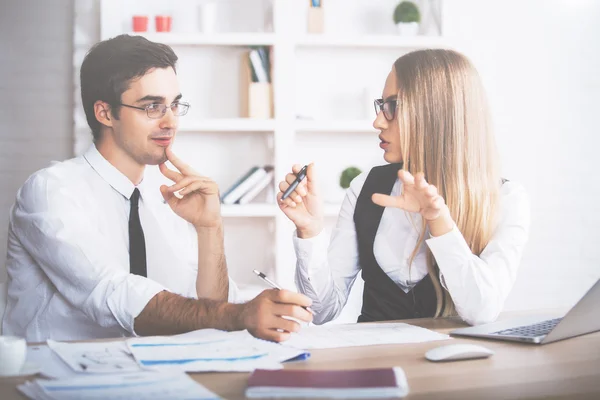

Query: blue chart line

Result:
[140,353,269,366]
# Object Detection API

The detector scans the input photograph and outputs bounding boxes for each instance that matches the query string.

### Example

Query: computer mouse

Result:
[425,343,494,362]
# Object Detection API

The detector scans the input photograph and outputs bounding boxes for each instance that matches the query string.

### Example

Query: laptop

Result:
[451,278,600,344]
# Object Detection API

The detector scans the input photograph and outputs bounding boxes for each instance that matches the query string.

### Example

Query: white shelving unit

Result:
[295,35,448,49]
[179,119,275,133]
[295,120,376,133]
[129,33,276,47]
[82,0,444,289]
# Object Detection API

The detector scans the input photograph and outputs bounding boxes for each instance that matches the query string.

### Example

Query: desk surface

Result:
[1,313,600,400]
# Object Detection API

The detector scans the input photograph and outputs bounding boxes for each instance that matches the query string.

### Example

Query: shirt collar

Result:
[83,144,142,200]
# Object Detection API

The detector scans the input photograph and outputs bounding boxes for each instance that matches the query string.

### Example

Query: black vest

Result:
[354,163,438,322]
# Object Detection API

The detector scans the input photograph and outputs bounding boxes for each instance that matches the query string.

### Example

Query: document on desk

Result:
[127,329,309,373]
[283,322,450,349]
[47,340,143,374]
[18,372,221,400]
[27,344,81,379]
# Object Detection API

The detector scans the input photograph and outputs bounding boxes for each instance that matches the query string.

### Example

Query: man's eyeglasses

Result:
[374,98,398,121]
[118,102,190,119]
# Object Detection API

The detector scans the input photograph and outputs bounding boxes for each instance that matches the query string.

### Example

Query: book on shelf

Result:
[245,367,409,398]
[237,166,274,205]
[220,165,274,205]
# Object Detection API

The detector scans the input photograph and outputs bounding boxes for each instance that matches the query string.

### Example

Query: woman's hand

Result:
[371,170,454,236]
[277,163,324,239]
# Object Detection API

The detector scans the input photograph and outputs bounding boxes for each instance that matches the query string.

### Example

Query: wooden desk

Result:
[1,314,599,399]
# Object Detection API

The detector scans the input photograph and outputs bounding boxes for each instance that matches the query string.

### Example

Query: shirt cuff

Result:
[425,224,473,272]
[227,276,240,303]
[292,229,330,273]
[107,275,167,336]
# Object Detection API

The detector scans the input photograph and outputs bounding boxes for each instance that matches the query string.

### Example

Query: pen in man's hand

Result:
[281,165,308,201]
[253,269,315,315]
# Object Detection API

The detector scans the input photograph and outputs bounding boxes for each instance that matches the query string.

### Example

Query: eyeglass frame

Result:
[117,101,191,119]
[374,97,399,121]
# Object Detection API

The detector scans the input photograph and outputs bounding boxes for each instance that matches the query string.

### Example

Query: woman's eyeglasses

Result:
[374,98,398,121]
[118,102,191,119]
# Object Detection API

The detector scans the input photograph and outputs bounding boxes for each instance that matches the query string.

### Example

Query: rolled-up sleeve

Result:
[426,182,531,325]
[12,174,166,335]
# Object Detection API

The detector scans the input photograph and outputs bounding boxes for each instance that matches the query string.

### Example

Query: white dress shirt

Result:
[2,145,238,342]
[294,170,530,326]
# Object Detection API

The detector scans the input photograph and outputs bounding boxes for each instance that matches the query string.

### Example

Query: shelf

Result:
[179,119,275,132]
[131,32,275,46]
[295,35,448,49]
[295,120,376,133]
[221,203,277,217]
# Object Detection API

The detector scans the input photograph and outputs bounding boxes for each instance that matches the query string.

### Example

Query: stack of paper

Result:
[127,329,309,372]
[46,340,142,374]
[282,322,450,349]
[18,372,221,400]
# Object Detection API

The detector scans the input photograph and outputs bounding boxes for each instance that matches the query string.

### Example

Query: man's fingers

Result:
[274,289,313,308]
[167,176,196,193]
[371,193,407,209]
[165,148,195,175]
[159,162,183,183]
[160,185,179,208]
[274,304,312,323]
[274,316,301,333]
[260,329,291,343]
[179,179,219,196]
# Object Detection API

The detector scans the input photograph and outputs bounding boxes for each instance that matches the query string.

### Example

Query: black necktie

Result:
[129,188,147,277]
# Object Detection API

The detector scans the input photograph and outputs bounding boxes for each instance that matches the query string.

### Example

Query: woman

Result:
[277,49,530,325]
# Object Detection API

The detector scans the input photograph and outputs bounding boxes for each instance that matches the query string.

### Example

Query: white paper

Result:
[127,329,309,372]
[26,345,78,379]
[47,340,143,374]
[282,322,450,349]
[18,372,221,400]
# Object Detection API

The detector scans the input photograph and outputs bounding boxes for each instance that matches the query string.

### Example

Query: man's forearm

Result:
[196,223,229,300]
[134,291,241,336]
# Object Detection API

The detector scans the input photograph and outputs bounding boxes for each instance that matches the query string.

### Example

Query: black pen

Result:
[253,269,315,315]
[281,165,308,201]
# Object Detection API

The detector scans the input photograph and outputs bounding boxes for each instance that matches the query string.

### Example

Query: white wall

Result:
[442,0,600,311]
[2,0,598,316]
[0,0,74,280]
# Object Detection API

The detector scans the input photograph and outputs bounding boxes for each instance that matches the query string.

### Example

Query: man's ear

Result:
[94,101,114,128]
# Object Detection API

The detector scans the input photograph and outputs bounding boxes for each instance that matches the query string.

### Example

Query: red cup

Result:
[155,15,172,32]
[132,15,148,32]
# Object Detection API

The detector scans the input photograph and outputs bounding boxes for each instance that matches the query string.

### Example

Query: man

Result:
[2,34,312,342]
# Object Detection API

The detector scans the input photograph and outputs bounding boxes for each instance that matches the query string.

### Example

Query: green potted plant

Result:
[339,166,362,190]
[393,1,421,36]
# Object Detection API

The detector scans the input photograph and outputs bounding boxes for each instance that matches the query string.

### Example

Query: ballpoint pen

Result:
[253,269,315,315]
[281,165,308,201]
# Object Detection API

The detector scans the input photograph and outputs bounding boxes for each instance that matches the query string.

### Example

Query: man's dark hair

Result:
[80,34,178,141]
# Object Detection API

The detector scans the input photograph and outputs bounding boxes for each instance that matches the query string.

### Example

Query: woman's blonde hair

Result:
[394,49,501,317]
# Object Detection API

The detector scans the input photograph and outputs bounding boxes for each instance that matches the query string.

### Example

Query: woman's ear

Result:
[94,100,113,127]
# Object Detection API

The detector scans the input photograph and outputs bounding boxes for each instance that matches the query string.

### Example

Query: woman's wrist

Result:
[297,224,323,239]
[427,206,454,237]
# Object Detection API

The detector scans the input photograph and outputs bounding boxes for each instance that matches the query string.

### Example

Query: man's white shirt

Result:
[3,145,238,342]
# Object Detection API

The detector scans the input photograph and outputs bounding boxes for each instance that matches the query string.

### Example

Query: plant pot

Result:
[396,22,419,36]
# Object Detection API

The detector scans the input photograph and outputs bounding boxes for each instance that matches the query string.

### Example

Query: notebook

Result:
[245,367,409,398]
